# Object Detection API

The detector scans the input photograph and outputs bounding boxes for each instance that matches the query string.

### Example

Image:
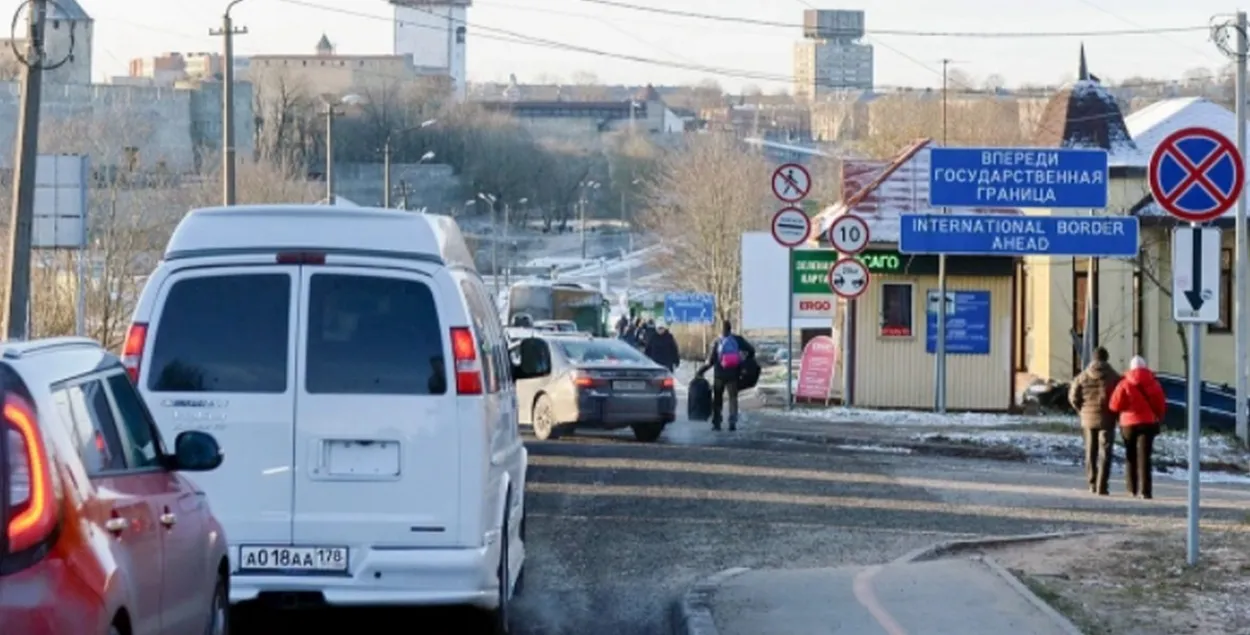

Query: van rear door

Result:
[138,266,299,545]
[291,266,462,549]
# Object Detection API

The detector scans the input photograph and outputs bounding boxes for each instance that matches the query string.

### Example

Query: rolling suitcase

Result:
[687,376,712,421]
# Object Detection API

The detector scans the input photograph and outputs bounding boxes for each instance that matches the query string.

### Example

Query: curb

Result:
[977,555,1085,635]
[895,529,1110,564]
[670,567,751,635]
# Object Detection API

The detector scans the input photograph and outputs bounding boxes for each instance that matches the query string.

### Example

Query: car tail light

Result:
[660,376,675,389]
[276,251,325,265]
[450,327,482,395]
[5,394,55,554]
[572,371,607,389]
[121,323,148,384]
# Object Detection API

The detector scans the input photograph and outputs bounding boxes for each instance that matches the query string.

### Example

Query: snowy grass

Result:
[758,406,1077,429]
[911,429,1249,471]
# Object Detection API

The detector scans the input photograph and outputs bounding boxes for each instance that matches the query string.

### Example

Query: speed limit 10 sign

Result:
[828,214,869,254]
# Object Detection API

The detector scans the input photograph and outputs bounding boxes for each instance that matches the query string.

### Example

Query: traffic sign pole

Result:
[1187,221,1202,567]
[1235,11,1248,448]
[1149,125,1246,568]
[773,164,811,411]
[786,247,794,410]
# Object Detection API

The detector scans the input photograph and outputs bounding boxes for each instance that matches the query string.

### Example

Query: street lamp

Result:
[323,93,364,204]
[218,0,249,205]
[480,193,500,296]
[579,181,600,260]
[383,118,437,208]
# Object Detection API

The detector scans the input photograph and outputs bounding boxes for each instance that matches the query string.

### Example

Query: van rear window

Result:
[148,274,291,393]
[305,274,446,395]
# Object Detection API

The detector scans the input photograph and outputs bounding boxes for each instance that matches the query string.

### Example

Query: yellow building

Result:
[246,34,451,98]
[814,140,1020,411]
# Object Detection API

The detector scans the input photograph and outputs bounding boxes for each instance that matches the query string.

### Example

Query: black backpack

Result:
[738,357,761,390]
[687,376,712,421]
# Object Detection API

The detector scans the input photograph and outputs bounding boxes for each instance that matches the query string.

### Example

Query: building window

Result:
[880,283,914,337]
[456,26,466,43]
[123,147,139,171]
[1212,247,1233,333]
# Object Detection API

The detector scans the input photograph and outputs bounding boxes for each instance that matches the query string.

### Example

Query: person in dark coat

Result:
[1068,347,1120,495]
[615,313,630,337]
[644,322,680,371]
[639,319,658,349]
[696,320,755,431]
[1109,356,1168,499]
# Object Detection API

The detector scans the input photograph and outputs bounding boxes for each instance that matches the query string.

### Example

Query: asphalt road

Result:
[232,413,1250,634]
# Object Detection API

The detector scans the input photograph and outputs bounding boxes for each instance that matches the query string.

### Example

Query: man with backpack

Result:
[696,320,755,431]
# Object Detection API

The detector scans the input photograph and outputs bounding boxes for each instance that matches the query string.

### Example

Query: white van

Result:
[122,204,526,630]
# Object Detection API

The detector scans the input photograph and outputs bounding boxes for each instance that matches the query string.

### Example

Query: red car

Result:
[0,337,230,635]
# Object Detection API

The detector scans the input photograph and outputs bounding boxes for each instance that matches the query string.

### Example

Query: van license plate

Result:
[238,546,348,572]
[614,380,647,391]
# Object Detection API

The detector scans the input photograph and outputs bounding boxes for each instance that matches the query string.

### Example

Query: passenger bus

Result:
[506,281,610,336]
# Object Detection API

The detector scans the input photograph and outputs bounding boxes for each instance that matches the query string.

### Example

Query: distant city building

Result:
[0,0,93,84]
[793,9,873,100]
[477,84,685,145]
[389,0,469,101]
[246,34,450,97]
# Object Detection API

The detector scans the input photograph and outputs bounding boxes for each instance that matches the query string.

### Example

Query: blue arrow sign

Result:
[663,292,715,325]
[898,213,1139,257]
[929,147,1109,209]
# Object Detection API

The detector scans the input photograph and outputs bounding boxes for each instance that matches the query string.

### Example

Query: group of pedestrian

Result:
[615,312,680,372]
[1069,347,1168,499]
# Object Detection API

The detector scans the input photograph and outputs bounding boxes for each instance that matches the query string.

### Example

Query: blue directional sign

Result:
[663,292,715,325]
[898,213,1139,257]
[929,147,1109,209]
[926,290,991,355]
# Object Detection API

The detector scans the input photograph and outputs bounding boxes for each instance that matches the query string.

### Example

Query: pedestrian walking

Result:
[695,320,755,431]
[1108,355,1167,499]
[644,321,680,371]
[1068,346,1120,495]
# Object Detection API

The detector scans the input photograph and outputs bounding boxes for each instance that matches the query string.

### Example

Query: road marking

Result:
[525,482,1250,531]
[524,512,978,537]
[527,455,1250,512]
[852,565,909,635]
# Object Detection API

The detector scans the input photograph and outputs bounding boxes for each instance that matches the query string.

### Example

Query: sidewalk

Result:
[743,407,1250,475]
[698,558,1077,635]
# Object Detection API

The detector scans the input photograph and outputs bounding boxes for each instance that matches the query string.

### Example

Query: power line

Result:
[272,0,1200,96]
[577,0,1210,38]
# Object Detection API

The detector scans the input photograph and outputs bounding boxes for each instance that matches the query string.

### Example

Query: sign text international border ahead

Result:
[929,148,1109,209]
[898,213,1139,257]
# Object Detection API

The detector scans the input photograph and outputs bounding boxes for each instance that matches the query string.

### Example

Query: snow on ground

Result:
[912,429,1249,471]
[759,406,1077,428]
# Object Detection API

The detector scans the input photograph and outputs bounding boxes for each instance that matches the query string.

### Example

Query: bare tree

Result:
[639,135,771,323]
[854,94,1026,159]
[250,66,318,165]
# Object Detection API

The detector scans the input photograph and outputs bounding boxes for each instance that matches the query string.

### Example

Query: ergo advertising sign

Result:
[791,249,836,319]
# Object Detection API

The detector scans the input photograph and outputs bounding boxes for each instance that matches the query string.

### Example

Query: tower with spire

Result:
[388,0,470,101]
[40,0,93,84]
[315,33,335,56]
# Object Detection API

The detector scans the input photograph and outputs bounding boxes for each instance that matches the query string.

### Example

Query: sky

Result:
[15,0,1244,92]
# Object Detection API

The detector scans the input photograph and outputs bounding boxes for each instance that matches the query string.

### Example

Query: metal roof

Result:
[47,0,91,21]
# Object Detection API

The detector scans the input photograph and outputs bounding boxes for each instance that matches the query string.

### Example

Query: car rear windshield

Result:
[305,274,446,395]
[148,273,291,393]
[554,339,651,364]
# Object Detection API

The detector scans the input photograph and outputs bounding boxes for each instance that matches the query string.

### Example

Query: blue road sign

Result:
[926,290,991,355]
[663,292,715,325]
[898,213,1139,257]
[929,147,1109,209]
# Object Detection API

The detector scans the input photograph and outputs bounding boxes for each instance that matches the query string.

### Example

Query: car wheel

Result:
[532,395,557,441]
[631,423,664,442]
[206,572,229,635]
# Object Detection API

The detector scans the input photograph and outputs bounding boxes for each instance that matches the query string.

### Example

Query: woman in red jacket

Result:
[1109,355,1168,499]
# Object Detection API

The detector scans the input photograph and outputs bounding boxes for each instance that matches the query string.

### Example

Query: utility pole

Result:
[211,0,247,206]
[324,102,341,203]
[1236,13,1248,444]
[383,137,393,208]
[580,197,588,260]
[3,0,49,340]
[935,58,952,413]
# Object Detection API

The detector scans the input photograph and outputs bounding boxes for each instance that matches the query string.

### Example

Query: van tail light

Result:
[5,394,55,554]
[450,327,482,395]
[121,322,148,384]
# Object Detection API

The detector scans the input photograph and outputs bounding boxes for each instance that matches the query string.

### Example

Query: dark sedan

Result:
[511,334,677,442]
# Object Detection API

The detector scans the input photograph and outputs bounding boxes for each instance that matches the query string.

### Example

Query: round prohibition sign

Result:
[828,257,870,299]
[771,163,811,203]
[828,214,869,254]
[770,207,811,247]
[1148,126,1244,223]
